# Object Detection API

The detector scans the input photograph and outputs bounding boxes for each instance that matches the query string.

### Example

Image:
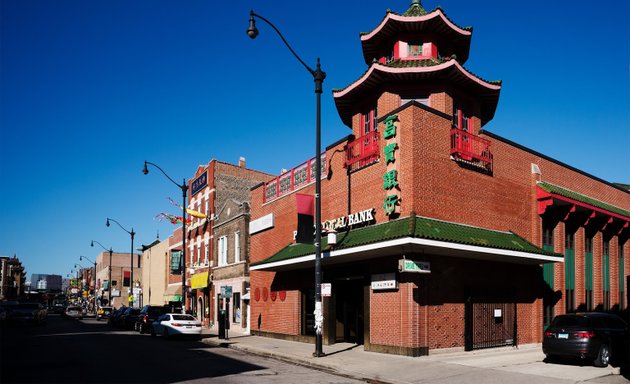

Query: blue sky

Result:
[1,0,628,279]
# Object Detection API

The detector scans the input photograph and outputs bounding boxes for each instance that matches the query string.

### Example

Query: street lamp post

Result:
[247,10,326,357]
[80,255,98,314]
[143,161,188,314]
[106,218,136,307]
[91,240,113,305]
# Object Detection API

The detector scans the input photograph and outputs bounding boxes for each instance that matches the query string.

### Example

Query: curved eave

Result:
[333,60,501,128]
[361,10,472,65]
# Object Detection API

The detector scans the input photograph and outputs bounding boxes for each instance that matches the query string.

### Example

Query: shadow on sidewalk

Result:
[324,344,361,357]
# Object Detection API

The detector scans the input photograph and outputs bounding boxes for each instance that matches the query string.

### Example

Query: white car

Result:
[150,313,202,339]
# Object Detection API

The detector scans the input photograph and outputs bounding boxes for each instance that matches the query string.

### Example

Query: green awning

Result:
[251,215,562,271]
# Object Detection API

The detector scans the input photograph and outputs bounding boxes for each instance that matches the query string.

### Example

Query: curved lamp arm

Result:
[143,161,187,192]
[91,240,113,253]
[106,218,134,236]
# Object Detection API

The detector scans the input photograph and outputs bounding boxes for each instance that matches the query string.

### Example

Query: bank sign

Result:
[322,208,375,232]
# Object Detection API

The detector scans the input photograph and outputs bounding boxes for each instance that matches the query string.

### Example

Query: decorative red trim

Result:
[279,290,287,301]
[254,287,260,302]
[270,291,277,301]
[262,287,268,301]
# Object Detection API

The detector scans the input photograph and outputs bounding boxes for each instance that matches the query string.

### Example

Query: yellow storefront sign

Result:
[191,272,209,289]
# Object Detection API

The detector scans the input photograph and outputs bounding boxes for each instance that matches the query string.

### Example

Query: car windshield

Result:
[552,315,588,327]
[172,314,196,321]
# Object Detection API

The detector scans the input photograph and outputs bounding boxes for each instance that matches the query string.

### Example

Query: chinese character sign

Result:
[382,115,400,217]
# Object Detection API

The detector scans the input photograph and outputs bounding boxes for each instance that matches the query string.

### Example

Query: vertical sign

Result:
[382,114,400,217]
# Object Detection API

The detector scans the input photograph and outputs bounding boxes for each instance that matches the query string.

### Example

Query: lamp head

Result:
[247,11,259,39]
[106,218,110,227]
[90,240,94,247]
[142,161,149,175]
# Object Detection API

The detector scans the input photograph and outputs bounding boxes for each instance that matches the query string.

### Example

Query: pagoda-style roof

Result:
[333,58,501,128]
[360,1,473,65]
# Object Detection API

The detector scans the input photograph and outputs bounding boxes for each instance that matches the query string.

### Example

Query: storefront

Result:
[248,1,629,355]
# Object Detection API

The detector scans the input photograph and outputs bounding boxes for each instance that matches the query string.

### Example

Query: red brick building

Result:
[248,1,629,355]
[165,158,271,328]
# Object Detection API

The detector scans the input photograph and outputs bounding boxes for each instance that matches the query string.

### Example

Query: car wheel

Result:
[139,324,144,334]
[150,327,156,337]
[164,328,169,339]
[594,344,610,367]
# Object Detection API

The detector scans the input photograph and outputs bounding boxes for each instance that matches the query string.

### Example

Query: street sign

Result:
[220,286,233,298]
[321,283,331,297]
[398,259,431,273]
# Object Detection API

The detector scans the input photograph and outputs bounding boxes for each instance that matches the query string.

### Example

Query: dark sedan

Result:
[543,312,628,367]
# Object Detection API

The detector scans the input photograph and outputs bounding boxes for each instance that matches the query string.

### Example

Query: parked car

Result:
[96,306,113,321]
[543,312,629,367]
[151,313,202,339]
[107,306,127,326]
[135,305,169,334]
[63,305,84,319]
[118,307,141,330]
[8,302,47,325]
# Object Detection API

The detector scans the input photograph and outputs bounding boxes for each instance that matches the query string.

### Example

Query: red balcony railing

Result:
[263,154,326,203]
[450,128,493,172]
[345,130,380,170]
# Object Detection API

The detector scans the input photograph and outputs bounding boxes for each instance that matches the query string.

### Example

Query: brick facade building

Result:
[248,1,629,356]
[164,158,271,327]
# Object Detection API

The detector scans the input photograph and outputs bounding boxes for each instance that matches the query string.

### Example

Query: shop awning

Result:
[164,284,182,296]
[191,272,209,289]
[251,215,563,272]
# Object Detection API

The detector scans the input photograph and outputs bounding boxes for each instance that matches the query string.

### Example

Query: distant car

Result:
[543,312,629,367]
[151,313,202,339]
[96,306,113,321]
[135,305,169,334]
[8,303,47,325]
[107,306,127,326]
[63,306,84,319]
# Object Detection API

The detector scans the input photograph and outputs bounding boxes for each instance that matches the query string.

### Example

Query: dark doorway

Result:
[334,277,364,344]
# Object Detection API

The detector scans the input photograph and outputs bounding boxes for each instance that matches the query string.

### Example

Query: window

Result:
[542,221,555,328]
[585,236,594,311]
[452,104,470,132]
[196,243,201,265]
[407,40,423,57]
[361,107,377,136]
[603,238,610,311]
[218,236,227,266]
[232,292,241,324]
[234,231,241,263]
[204,240,209,266]
[564,232,575,313]
[170,251,182,274]
[123,271,130,287]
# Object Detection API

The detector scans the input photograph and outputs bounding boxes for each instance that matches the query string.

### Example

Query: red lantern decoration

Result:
[270,291,277,301]
[279,290,287,301]
[262,287,269,301]
[254,287,261,301]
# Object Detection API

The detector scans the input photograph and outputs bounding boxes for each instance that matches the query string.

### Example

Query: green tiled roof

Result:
[538,181,630,219]
[252,215,557,267]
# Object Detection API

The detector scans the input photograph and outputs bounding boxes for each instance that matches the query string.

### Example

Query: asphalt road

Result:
[0,315,364,384]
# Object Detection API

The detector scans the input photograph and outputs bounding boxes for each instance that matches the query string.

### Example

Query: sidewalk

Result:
[199,330,626,384]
